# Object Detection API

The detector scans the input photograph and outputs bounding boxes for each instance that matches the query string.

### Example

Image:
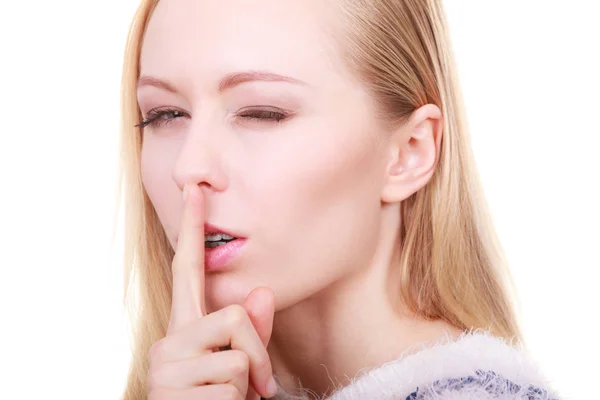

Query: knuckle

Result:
[147,388,170,400]
[148,340,165,364]
[227,350,250,376]
[224,304,248,328]
[146,363,167,388]
[218,384,242,400]
[147,390,159,400]
[256,353,273,374]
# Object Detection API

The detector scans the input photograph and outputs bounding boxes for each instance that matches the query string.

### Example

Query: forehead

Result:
[140,0,342,87]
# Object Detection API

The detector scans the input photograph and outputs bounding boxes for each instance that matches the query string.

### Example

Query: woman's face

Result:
[138,0,392,312]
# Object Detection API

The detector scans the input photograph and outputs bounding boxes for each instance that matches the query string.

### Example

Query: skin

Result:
[138,0,463,397]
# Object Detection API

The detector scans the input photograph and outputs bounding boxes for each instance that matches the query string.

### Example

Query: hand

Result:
[147,183,278,399]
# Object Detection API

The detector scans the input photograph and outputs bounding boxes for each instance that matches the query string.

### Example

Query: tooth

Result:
[220,234,235,240]
[205,234,222,241]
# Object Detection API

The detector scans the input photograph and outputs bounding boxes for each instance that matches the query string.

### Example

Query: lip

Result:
[204,238,248,271]
[203,222,240,238]
[175,222,247,271]
[176,222,244,245]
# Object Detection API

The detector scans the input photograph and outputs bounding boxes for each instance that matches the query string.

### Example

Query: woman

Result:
[118,0,558,399]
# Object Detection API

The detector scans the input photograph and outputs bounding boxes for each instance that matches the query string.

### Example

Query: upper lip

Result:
[176,222,243,244]
[204,222,241,237]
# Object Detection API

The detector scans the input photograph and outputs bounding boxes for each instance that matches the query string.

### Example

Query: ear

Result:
[381,104,443,203]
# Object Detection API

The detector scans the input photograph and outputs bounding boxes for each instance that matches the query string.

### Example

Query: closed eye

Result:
[236,107,288,123]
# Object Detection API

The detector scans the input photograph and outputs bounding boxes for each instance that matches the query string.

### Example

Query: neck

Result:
[266,204,463,398]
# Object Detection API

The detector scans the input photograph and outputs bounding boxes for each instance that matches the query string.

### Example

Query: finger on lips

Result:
[162,183,277,399]
[168,183,207,335]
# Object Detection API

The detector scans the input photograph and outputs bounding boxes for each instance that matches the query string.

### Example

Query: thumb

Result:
[242,286,275,347]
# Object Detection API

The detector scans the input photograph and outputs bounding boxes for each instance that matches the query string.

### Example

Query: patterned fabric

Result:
[405,370,558,400]
[259,331,559,399]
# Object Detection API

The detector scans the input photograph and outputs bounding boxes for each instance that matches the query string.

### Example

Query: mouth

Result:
[174,222,247,271]
[202,223,247,271]
[203,222,243,248]
[176,222,244,246]
[204,232,238,248]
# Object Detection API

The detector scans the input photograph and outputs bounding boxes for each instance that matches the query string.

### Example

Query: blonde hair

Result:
[118,1,522,398]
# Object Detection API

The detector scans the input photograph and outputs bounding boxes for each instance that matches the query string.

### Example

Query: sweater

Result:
[265,330,559,400]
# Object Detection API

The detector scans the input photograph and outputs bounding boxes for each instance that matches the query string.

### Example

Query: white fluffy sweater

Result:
[268,330,559,400]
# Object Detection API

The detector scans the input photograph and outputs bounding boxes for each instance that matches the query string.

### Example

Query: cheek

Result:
[242,118,382,198]
[142,144,164,197]
[140,141,180,239]
[241,119,385,269]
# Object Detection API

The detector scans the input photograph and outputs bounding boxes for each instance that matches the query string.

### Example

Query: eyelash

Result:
[135,108,183,129]
[135,107,288,129]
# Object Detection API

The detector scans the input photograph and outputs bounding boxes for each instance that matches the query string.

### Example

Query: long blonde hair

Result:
[117,1,522,398]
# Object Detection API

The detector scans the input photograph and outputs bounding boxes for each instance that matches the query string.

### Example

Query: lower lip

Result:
[204,238,247,271]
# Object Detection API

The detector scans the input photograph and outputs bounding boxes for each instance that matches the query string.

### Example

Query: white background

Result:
[0,1,597,399]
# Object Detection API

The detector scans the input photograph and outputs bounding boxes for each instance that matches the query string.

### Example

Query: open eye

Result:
[135,108,186,128]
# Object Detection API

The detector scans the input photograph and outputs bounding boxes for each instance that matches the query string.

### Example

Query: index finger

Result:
[168,183,207,335]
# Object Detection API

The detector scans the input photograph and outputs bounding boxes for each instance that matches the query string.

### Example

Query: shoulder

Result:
[328,330,560,400]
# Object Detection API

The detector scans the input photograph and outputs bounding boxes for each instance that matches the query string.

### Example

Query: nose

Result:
[172,119,228,194]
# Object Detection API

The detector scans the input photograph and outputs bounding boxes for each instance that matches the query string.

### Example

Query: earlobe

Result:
[381,104,443,203]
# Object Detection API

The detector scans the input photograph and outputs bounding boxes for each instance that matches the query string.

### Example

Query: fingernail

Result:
[182,184,189,202]
[266,376,278,397]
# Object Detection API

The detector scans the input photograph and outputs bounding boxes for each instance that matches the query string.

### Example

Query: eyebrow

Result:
[137,70,308,94]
